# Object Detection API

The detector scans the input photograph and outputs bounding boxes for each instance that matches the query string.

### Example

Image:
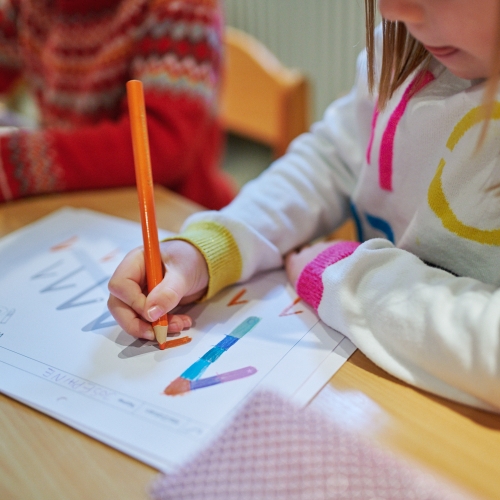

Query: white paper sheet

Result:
[0,208,356,471]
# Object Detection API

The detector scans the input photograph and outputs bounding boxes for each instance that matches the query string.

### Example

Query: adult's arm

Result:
[0,0,233,209]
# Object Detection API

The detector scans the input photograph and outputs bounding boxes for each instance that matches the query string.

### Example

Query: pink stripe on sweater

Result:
[378,70,435,190]
[296,241,360,311]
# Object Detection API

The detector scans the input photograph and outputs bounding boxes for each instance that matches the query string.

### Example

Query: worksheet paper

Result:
[0,208,356,472]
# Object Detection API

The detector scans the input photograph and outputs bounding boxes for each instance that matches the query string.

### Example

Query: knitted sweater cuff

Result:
[163,220,242,300]
[297,241,360,311]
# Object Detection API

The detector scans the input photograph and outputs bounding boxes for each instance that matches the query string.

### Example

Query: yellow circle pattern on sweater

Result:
[427,104,500,245]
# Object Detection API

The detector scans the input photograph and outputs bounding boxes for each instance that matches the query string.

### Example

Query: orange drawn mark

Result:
[100,248,120,262]
[279,297,303,316]
[159,335,192,351]
[164,377,190,396]
[228,289,249,306]
[51,236,78,252]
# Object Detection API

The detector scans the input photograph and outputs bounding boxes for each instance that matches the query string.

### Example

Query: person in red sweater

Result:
[0,0,236,210]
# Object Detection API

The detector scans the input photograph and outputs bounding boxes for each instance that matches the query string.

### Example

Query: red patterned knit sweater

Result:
[0,0,235,209]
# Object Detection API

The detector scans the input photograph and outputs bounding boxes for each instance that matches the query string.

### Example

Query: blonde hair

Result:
[364,0,500,124]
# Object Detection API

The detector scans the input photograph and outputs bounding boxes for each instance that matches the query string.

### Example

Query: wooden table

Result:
[0,187,499,500]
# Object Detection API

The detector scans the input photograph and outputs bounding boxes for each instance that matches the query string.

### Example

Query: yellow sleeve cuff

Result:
[164,220,242,300]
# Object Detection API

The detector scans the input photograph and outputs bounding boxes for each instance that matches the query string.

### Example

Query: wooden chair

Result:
[219,27,356,241]
[219,26,310,159]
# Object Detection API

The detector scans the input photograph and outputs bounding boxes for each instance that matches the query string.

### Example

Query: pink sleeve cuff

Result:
[296,241,360,311]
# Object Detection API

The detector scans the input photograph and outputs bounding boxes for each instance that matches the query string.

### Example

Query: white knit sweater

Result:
[177,34,500,412]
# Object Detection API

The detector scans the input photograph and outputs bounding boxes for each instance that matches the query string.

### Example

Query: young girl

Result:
[108,0,500,412]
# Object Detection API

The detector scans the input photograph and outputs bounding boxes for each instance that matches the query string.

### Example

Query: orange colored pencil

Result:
[126,79,168,349]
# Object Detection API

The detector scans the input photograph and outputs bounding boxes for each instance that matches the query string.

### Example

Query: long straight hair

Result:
[364,0,430,109]
[364,0,500,125]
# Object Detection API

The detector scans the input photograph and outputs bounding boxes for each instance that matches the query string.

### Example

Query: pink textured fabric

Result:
[149,390,477,500]
[296,241,360,311]
[378,70,435,190]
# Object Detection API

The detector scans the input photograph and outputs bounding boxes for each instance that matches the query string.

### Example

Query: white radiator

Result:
[223,0,366,121]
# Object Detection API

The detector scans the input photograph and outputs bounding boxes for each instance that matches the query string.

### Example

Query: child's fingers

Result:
[144,269,194,321]
[108,289,193,340]
[108,248,148,316]
[284,251,302,288]
[285,240,343,288]
[108,242,204,338]
[107,293,155,340]
[167,313,192,334]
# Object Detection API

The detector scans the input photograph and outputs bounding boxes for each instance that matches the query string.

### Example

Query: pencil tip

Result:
[153,324,168,347]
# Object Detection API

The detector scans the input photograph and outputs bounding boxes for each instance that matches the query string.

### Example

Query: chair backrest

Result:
[219,27,310,159]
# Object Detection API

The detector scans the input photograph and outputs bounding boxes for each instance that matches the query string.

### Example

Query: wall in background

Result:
[223,0,366,121]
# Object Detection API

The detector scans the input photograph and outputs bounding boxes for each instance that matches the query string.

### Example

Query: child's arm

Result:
[289,237,500,412]
[108,48,375,334]
[106,90,367,337]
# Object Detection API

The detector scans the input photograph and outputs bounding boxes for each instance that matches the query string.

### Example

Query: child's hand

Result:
[285,240,343,289]
[107,240,209,340]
